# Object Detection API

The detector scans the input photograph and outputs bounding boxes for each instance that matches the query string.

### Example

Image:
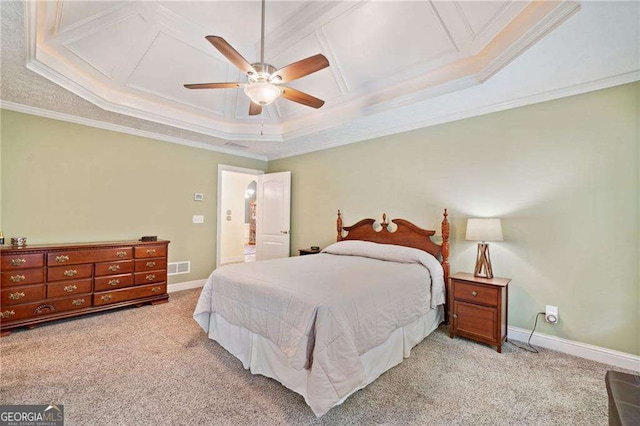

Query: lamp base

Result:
[474,243,494,279]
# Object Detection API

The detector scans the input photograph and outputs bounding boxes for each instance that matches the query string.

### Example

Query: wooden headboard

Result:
[336,209,450,317]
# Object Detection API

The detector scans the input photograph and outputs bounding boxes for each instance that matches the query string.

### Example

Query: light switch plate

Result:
[192,215,204,224]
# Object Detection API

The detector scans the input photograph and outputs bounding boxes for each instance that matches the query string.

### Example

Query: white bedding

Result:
[194,241,445,416]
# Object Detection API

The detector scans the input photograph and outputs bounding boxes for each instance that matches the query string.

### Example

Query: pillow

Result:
[322,240,446,308]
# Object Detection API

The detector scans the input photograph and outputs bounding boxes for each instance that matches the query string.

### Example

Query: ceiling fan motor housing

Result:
[248,63,278,83]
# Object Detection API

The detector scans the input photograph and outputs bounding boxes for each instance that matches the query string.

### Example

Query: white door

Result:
[256,171,291,261]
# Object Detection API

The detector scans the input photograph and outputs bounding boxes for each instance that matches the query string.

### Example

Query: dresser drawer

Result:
[1,253,45,270]
[453,281,498,307]
[47,264,93,282]
[95,260,134,276]
[134,258,167,272]
[47,278,92,298]
[135,245,167,259]
[134,270,166,285]
[1,268,45,287]
[1,284,45,306]
[48,247,133,265]
[94,274,134,292]
[0,295,90,322]
[94,283,167,306]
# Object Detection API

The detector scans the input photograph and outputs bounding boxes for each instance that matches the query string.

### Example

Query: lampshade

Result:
[244,82,282,106]
[465,218,503,242]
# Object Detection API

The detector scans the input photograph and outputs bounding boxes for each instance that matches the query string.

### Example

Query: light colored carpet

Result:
[0,289,627,425]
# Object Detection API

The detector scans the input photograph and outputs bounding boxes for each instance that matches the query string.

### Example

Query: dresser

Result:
[448,272,511,353]
[1,240,169,336]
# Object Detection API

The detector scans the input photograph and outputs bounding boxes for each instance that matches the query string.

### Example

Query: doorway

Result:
[217,165,264,267]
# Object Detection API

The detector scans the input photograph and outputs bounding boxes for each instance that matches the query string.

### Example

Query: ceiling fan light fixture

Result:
[244,82,282,106]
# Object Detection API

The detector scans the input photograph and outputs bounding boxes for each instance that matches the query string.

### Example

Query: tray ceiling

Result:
[3,1,638,159]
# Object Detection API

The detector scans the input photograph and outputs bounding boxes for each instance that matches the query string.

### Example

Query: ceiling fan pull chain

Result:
[261,111,264,136]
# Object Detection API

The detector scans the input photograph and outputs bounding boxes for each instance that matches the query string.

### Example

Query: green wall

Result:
[0,110,266,284]
[1,83,638,355]
[269,82,640,355]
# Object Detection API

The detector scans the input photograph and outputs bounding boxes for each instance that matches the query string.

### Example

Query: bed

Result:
[194,209,450,417]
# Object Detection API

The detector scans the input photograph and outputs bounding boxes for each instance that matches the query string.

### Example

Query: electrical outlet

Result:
[545,305,559,324]
[192,215,204,224]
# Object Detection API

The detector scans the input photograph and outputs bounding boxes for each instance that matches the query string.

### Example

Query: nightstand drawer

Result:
[453,301,497,343]
[453,281,498,307]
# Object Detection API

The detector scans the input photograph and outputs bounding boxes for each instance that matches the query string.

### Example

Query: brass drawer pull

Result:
[72,298,85,306]
[63,269,78,277]
[1,310,16,319]
[100,295,113,302]
[108,279,119,286]
[63,285,78,293]
[116,251,127,258]
[146,249,156,255]
[471,291,478,297]
[9,292,25,300]
[10,258,26,266]
[108,264,120,272]
[151,286,162,293]
[10,275,26,283]
[145,274,155,281]
[146,261,156,268]
[55,255,70,263]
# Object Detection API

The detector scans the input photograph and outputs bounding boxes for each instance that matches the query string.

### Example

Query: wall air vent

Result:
[224,142,249,150]
[167,261,190,276]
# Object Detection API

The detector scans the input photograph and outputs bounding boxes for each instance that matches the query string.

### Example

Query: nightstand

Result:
[299,248,321,256]
[449,272,511,353]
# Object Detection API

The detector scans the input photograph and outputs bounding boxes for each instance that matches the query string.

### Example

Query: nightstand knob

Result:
[452,314,458,319]
[471,291,478,296]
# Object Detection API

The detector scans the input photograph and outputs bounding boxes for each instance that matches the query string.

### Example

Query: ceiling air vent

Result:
[168,261,190,276]
[224,142,249,150]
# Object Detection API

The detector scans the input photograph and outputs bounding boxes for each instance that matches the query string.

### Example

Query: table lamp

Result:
[465,218,503,279]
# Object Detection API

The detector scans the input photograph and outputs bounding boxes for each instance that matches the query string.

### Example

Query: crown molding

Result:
[3,69,636,163]
[0,100,268,162]
[269,70,640,160]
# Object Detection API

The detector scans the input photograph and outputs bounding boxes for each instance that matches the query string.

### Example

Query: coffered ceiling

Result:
[2,1,639,160]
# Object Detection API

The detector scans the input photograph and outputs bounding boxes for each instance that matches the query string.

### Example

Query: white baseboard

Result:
[508,326,640,371]
[220,256,244,265]
[167,279,206,293]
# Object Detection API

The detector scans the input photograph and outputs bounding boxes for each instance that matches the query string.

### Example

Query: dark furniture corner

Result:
[299,248,321,256]
[606,370,640,426]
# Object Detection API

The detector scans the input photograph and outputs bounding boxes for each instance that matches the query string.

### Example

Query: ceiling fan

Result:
[184,0,330,116]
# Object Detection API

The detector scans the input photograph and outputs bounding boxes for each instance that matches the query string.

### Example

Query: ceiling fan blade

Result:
[249,102,263,116]
[281,87,325,109]
[184,83,240,89]
[206,36,256,75]
[270,54,329,84]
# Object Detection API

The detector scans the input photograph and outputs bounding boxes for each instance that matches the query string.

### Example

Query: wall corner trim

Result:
[167,279,206,293]
[508,326,640,371]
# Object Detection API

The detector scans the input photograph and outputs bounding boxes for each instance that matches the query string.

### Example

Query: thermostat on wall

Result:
[194,193,204,201]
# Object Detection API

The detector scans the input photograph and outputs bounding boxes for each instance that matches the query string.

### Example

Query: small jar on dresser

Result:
[1,239,169,336]
[448,272,511,353]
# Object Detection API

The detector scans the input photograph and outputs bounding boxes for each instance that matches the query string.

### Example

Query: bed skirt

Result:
[206,305,444,415]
